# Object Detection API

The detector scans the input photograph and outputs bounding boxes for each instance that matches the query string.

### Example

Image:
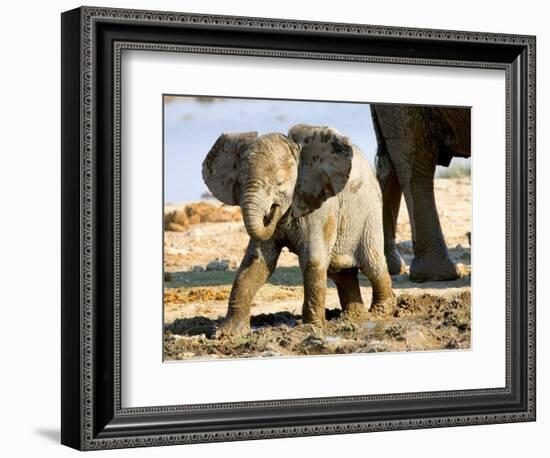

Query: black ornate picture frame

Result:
[61,6,536,451]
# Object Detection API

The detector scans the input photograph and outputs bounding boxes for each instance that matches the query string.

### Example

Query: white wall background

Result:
[0,0,545,456]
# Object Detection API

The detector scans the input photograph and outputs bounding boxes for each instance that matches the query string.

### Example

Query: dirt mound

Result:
[164,202,242,232]
[164,292,471,360]
[164,286,232,304]
[394,291,470,315]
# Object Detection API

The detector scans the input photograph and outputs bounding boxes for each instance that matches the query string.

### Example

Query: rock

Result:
[261,351,281,357]
[206,259,229,271]
[175,352,196,360]
[324,336,344,345]
[302,335,325,349]
[364,340,388,353]
[397,240,414,254]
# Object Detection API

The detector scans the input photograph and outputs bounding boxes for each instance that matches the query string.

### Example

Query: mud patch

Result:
[164,291,471,360]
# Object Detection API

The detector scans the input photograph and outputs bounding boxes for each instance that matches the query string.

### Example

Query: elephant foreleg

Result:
[329,268,366,320]
[301,259,328,327]
[377,153,406,275]
[218,240,281,336]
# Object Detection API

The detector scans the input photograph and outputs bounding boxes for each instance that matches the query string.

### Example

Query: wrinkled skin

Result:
[371,105,470,283]
[202,125,396,335]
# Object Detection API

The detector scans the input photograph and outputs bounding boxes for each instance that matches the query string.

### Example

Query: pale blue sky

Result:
[163,96,377,203]
[163,96,469,203]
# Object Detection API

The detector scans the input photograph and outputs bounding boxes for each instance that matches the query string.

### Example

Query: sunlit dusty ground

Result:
[163,177,471,360]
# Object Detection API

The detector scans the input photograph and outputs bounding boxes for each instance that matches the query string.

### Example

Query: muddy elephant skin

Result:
[202,124,396,335]
[371,105,470,282]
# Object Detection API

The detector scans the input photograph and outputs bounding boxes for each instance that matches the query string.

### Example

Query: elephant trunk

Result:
[242,197,282,241]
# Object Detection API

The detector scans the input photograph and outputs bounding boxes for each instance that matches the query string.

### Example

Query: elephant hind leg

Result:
[376,152,406,275]
[409,240,460,282]
[358,252,396,317]
[364,268,396,317]
[408,153,460,282]
[329,268,366,321]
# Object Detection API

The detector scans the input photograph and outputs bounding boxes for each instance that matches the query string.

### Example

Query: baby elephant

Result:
[202,125,396,335]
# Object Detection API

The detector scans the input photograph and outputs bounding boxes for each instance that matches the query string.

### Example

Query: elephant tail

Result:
[370,105,388,157]
[375,151,394,183]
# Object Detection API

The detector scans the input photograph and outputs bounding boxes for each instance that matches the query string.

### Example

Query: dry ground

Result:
[163,177,471,360]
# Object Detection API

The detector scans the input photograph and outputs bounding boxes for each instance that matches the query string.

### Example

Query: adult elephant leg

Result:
[329,268,366,320]
[408,151,460,282]
[384,139,417,270]
[376,153,406,275]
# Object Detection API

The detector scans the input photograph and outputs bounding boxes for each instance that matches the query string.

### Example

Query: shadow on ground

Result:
[165,309,344,338]
[35,428,59,443]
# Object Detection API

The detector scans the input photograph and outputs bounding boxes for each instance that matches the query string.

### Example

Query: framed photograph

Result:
[61,6,536,450]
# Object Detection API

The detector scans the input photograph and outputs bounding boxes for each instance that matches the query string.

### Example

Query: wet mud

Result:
[164,291,470,360]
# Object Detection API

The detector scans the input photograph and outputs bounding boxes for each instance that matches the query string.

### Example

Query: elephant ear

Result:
[288,124,353,218]
[202,132,258,205]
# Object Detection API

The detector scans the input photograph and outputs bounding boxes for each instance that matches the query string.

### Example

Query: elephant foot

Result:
[369,293,396,317]
[385,245,406,275]
[214,314,250,338]
[342,302,367,321]
[410,251,460,283]
[301,311,326,328]
[302,317,326,328]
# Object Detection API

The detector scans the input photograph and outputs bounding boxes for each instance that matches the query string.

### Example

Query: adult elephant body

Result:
[371,104,470,282]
